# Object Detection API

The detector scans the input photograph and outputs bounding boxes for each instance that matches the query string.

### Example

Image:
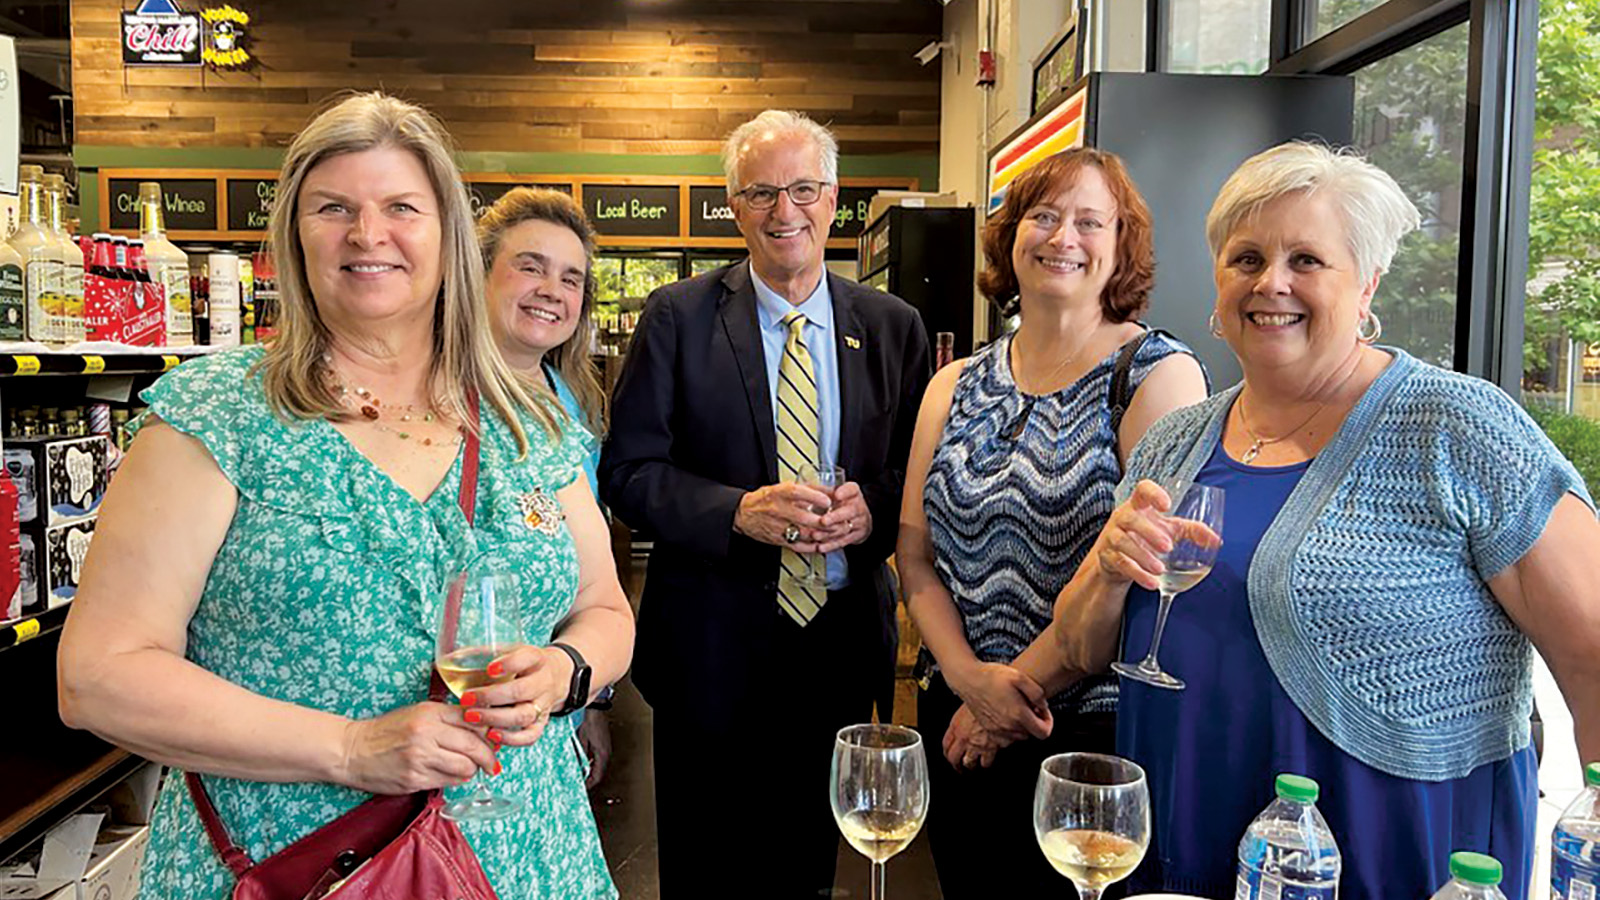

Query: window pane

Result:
[1351,22,1469,368]
[1310,0,1387,42]
[1164,0,1270,74]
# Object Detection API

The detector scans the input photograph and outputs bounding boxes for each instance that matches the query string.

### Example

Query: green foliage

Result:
[1525,400,1600,494]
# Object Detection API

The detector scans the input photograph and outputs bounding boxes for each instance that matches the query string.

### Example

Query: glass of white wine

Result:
[1034,752,1150,900]
[830,724,929,900]
[1111,481,1225,691]
[793,463,846,587]
[434,567,524,822]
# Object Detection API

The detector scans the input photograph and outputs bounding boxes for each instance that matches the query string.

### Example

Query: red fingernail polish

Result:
[464,710,482,724]
[487,661,504,678]
[488,729,503,744]
[460,692,477,707]
[492,761,502,776]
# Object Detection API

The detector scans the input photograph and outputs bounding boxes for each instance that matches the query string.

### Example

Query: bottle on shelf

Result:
[0,207,24,341]
[252,249,278,343]
[13,165,63,345]
[1235,774,1341,900]
[138,181,192,346]
[239,251,255,345]
[1431,851,1507,899]
[128,239,162,327]
[190,254,211,345]
[42,173,85,345]
[935,331,955,369]
[1554,763,1600,899]
[208,249,240,347]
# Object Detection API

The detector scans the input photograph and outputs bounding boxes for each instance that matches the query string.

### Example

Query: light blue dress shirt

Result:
[750,262,848,588]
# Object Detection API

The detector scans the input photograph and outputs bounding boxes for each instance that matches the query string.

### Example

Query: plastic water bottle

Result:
[1234,774,1341,900]
[1554,762,1600,900]
[1431,851,1507,899]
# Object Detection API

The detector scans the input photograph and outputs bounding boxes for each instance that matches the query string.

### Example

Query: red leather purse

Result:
[186,402,500,900]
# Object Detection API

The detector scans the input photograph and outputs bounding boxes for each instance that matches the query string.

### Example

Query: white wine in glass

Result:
[830,724,929,900]
[793,463,845,587]
[434,567,524,822]
[1034,753,1150,900]
[1111,481,1225,691]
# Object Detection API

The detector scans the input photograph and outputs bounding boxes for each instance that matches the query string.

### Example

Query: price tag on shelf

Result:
[82,355,106,375]
[162,355,181,372]
[13,355,39,375]
[13,618,40,644]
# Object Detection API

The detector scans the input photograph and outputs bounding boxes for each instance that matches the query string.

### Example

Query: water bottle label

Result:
[1554,851,1600,900]
[1261,876,1284,900]
[1236,869,1336,900]
[1236,876,1252,900]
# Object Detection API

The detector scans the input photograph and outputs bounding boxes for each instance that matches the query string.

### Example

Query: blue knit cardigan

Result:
[1118,348,1591,781]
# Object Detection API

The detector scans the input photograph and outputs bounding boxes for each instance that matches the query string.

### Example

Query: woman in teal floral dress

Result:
[57,93,634,900]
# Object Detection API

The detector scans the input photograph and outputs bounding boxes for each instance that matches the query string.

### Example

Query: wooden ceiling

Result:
[70,0,944,155]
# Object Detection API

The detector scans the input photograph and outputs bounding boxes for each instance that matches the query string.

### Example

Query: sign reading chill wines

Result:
[108,178,216,231]
[122,0,202,66]
[585,184,678,238]
[467,181,573,218]
[687,185,889,240]
[225,177,276,231]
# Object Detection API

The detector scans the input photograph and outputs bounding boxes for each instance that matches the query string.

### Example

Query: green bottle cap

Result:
[1449,851,1502,886]
[1274,774,1319,803]
[1586,762,1600,788]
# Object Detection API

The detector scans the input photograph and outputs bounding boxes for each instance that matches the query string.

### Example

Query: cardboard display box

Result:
[19,517,94,614]
[3,436,109,528]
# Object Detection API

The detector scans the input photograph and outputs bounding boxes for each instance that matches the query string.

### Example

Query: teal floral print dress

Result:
[134,346,617,900]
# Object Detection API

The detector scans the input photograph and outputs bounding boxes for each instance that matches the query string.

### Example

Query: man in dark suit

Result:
[600,110,932,898]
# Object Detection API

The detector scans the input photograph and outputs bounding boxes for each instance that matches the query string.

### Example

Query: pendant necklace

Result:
[1236,393,1326,464]
[326,367,463,447]
[1006,330,1095,440]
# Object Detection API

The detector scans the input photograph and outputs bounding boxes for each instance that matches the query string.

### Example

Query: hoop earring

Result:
[1208,312,1224,339]
[1358,310,1383,344]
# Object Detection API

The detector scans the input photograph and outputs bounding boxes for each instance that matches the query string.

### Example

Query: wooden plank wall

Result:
[70,0,942,156]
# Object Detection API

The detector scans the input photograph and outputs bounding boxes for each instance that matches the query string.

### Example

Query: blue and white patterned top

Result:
[923,329,1196,714]
[133,346,616,900]
[1119,347,1592,779]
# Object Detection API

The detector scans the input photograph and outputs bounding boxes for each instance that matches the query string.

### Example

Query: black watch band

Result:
[549,641,592,718]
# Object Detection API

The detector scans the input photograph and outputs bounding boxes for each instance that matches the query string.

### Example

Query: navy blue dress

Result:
[1116,440,1538,900]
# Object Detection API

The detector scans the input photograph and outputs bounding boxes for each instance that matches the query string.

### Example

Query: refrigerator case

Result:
[988,72,1355,389]
[857,206,977,359]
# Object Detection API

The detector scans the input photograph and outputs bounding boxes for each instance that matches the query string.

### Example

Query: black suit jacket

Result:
[600,261,932,723]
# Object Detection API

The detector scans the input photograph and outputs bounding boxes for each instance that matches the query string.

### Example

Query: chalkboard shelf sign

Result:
[224,177,277,232]
[583,184,679,238]
[107,178,217,232]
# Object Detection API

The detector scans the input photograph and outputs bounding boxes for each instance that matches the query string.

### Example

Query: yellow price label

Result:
[13,355,39,375]
[161,355,181,372]
[82,355,106,374]
[13,618,40,644]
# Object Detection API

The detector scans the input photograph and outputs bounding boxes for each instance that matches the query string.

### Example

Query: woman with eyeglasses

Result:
[896,148,1208,898]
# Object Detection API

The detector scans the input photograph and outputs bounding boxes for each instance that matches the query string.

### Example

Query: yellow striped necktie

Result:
[776,310,824,625]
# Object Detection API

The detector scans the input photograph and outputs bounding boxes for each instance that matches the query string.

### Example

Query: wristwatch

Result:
[549,642,592,718]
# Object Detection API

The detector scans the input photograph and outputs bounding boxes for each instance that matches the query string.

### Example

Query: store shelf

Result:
[0,346,218,377]
[0,603,70,654]
[0,746,142,865]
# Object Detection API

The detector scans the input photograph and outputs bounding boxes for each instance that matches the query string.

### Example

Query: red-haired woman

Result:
[896,148,1208,898]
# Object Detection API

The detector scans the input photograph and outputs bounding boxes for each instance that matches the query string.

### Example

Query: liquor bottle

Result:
[12,165,62,344]
[128,239,164,345]
[42,174,84,344]
[935,332,955,369]
[238,252,255,344]
[0,213,25,341]
[138,182,192,346]
[85,234,118,342]
[208,250,240,347]
[191,258,211,345]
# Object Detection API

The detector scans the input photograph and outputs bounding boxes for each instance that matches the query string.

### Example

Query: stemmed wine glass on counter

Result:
[1034,753,1150,900]
[830,724,929,900]
[1111,482,1225,691]
[434,566,524,822]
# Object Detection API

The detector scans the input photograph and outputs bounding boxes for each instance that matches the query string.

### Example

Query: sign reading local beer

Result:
[225,177,276,231]
[585,184,679,238]
[108,178,217,231]
[122,0,202,67]
[466,181,573,218]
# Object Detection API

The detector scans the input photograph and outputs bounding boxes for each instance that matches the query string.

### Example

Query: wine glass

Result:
[434,567,525,821]
[830,724,929,900]
[1034,753,1150,900]
[1111,482,1225,691]
[793,463,846,587]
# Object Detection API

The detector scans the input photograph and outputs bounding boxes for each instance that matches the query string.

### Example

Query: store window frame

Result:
[1263,0,1538,393]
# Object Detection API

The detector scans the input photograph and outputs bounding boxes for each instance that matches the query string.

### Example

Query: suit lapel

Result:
[830,272,867,476]
[718,262,778,481]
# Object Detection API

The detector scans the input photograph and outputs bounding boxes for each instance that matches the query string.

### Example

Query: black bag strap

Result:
[1107,327,1175,435]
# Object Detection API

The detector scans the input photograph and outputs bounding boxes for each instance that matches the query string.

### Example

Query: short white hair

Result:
[1205,141,1422,280]
[722,109,840,197]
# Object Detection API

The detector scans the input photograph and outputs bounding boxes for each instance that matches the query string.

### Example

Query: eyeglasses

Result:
[733,180,831,210]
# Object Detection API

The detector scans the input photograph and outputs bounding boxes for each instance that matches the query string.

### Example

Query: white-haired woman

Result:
[58,93,633,900]
[963,142,1600,899]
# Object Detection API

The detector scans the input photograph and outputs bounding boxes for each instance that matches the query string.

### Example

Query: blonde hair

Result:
[721,109,839,197]
[478,187,606,439]
[1206,141,1422,281]
[259,91,551,453]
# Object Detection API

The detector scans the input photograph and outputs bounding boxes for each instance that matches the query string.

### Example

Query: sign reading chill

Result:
[586,184,678,238]
[122,0,202,66]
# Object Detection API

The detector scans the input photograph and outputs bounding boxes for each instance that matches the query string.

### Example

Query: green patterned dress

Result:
[134,346,617,900]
